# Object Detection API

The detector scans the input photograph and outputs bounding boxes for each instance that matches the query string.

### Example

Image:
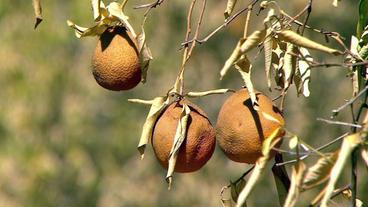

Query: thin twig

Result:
[331,85,368,117]
[180,0,261,47]
[276,133,349,166]
[316,118,362,128]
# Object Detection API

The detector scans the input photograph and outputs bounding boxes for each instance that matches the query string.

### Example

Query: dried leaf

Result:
[350,36,360,96]
[240,29,267,54]
[235,55,258,109]
[221,39,245,79]
[91,0,101,21]
[310,186,327,206]
[283,162,306,207]
[320,134,362,207]
[289,136,298,149]
[361,147,368,167]
[298,48,312,97]
[32,0,42,29]
[283,43,297,90]
[277,30,343,55]
[332,0,340,7]
[224,0,237,19]
[166,104,191,189]
[129,97,169,159]
[107,2,137,37]
[231,179,246,202]
[186,89,233,98]
[264,30,274,90]
[67,20,108,38]
[236,128,283,207]
[221,199,234,207]
[137,27,153,83]
[302,151,339,190]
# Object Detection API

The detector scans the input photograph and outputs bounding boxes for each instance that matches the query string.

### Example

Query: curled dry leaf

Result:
[236,128,283,207]
[67,20,108,38]
[240,29,267,54]
[67,1,137,38]
[166,104,191,189]
[362,146,368,167]
[221,199,234,207]
[231,179,246,203]
[221,39,245,79]
[283,43,297,90]
[235,55,258,109]
[264,29,274,90]
[129,96,169,159]
[137,27,153,83]
[283,162,306,207]
[277,30,343,55]
[302,151,339,190]
[224,0,238,19]
[332,0,340,7]
[32,0,42,29]
[296,47,312,97]
[288,136,298,149]
[91,0,101,21]
[186,89,233,98]
[320,133,362,207]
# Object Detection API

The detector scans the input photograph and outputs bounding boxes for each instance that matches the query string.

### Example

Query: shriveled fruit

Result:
[216,88,285,164]
[92,26,141,91]
[152,100,216,173]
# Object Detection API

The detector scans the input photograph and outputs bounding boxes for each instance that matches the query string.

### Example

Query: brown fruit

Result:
[92,27,141,91]
[152,100,216,173]
[216,88,285,164]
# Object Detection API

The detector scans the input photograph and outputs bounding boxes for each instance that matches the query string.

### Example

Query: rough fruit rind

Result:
[216,88,285,164]
[152,100,216,173]
[92,26,141,91]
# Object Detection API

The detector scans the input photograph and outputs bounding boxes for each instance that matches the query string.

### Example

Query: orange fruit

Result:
[216,88,285,164]
[152,100,216,173]
[92,26,141,91]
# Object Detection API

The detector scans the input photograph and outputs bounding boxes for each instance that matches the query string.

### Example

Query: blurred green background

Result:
[0,0,367,206]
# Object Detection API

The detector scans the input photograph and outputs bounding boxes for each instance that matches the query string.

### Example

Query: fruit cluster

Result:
[86,14,285,174]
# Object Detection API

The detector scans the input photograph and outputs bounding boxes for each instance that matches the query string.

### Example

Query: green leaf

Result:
[357,0,368,38]
[320,134,362,207]
[166,104,191,189]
